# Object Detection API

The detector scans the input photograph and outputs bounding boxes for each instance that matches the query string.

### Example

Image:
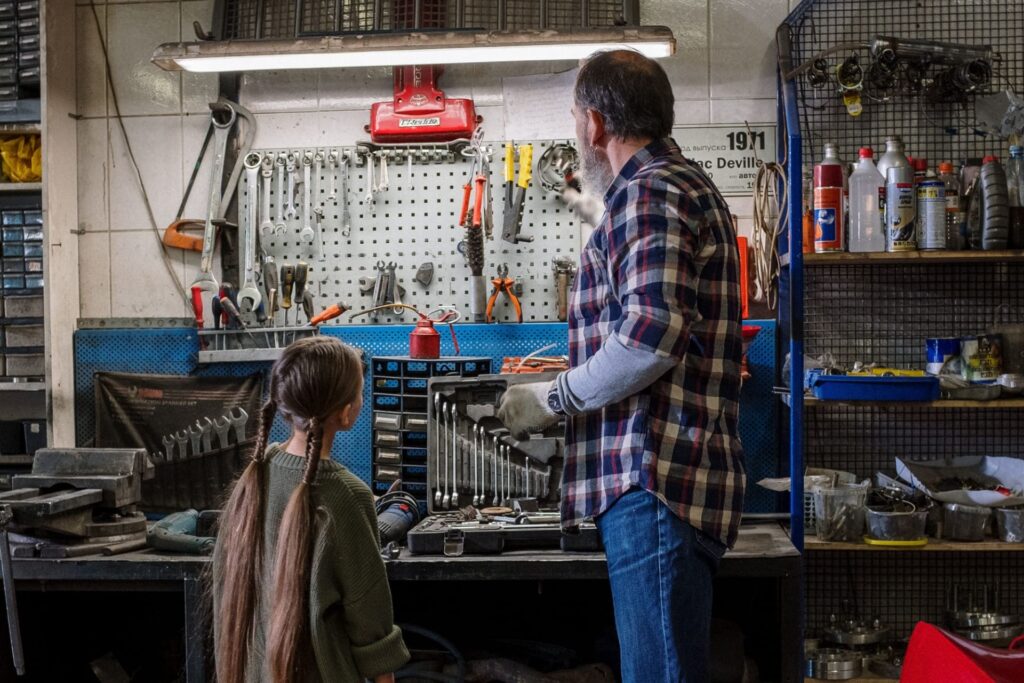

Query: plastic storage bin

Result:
[814,483,869,541]
[808,372,940,401]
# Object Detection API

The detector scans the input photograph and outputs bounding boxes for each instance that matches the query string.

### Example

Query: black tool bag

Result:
[93,372,263,512]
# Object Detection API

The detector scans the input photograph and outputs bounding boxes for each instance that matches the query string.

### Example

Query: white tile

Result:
[475,106,505,141]
[673,101,710,126]
[108,116,183,231]
[78,231,111,318]
[318,68,393,112]
[710,0,789,99]
[109,231,189,317]
[77,118,109,234]
[181,0,219,114]
[106,2,181,116]
[316,110,372,147]
[252,112,322,149]
[710,98,777,125]
[644,0,709,101]
[240,70,318,113]
[76,4,107,118]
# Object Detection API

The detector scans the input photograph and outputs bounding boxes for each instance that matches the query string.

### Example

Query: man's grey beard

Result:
[578,138,614,197]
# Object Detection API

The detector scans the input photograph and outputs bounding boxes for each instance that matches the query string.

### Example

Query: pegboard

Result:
[74,321,778,513]
[239,140,581,325]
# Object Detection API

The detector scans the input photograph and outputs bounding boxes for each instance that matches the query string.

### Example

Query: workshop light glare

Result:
[153,28,676,73]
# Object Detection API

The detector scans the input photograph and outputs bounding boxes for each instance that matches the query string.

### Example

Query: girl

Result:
[213,337,409,683]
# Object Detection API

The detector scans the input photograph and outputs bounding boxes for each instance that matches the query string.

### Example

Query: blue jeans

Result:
[597,489,727,683]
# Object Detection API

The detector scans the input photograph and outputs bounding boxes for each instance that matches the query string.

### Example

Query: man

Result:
[497,50,746,682]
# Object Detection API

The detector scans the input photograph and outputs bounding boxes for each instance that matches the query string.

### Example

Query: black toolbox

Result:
[405,372,601,555]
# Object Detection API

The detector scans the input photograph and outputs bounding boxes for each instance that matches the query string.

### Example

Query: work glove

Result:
[561,186,605,228]
[497,380,559,441]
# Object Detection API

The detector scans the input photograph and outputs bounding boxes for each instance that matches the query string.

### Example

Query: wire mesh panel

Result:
[806,551,1024,639]
[784,0,1024,175]
[220,0,636,39]
[804,262,1024,368]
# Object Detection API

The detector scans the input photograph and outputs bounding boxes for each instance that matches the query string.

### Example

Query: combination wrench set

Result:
[404,373,600,556]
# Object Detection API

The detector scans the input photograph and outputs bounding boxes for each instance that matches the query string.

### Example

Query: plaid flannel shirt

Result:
[561,138,746,547]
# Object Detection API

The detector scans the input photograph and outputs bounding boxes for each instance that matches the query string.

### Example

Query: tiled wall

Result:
[74,0,799,318]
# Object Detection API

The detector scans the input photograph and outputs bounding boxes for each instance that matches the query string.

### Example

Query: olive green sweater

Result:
[213,446,409,682]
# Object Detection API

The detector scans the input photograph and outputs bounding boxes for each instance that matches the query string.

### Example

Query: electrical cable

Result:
[395,624,466,682]
[747,123,787,311]
[89,0,191,310]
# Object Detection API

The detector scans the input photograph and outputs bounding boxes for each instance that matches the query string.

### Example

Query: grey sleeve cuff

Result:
[554,333,678,415]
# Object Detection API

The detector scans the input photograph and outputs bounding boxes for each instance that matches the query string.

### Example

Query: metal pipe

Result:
[414,0,422,29]
[294,0,304,37]
[622,0,639,25]
[497,0,507,30]
[539,0,548,29]
[373,0,383,31]
[455,0,465,29]
[581,0,590,28]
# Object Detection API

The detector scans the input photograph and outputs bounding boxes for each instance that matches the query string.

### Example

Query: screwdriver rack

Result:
[237,138,583,326]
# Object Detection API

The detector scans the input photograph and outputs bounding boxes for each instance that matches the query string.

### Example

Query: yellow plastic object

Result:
[504,142,514,182]
[849,368,927,377]
[518,144,533,189]
[0,134,42,182]
[863,536,928,548]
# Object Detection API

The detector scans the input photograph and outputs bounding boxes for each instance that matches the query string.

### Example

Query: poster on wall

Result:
[673,123,777,196]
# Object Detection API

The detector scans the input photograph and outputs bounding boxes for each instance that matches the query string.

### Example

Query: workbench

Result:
[7,522,801,682]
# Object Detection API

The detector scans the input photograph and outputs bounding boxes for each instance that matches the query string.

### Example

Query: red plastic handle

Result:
[472,175,486,227]
[190,285,204,328]
[459,182,472,226]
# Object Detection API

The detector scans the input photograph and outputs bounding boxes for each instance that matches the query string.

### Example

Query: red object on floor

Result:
[901,622,1024,682]
[737,235,749,319]
[369,65,477,143]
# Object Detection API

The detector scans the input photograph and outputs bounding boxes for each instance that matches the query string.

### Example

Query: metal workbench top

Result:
[10,522,798,585]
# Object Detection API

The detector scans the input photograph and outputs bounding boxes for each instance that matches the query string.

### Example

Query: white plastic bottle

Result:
[848,147,886,252]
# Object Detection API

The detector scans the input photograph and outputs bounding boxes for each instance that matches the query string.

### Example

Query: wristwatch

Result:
[547,384,565,415]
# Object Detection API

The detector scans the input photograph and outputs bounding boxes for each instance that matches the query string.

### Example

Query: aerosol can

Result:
[886,163,917,252]
[813,143,847,252]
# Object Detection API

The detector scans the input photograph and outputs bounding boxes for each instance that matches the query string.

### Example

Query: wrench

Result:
[492,435,500,506]
[378,151,389,191]
[300,151,314,242]
[526,459,531,498]
[260,154,274,235]
[238,153,263,313]
[327,151,338,201]
[197,417,214,452]
[275,154,288,233]
[441,401,450,509]
[213,415,232,449]
[450,404,459,508]
[340,152,351,237]
[193,107,237,292]
[364,151,375,204]
[285,154,298,219]
[434,393,443,508]
[229,407,249,443]
[472,424,479,506]
[504,444,511,503]
[188,423,203,458]
[161,434,175,463]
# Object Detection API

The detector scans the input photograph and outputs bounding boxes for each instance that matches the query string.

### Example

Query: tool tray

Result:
[407,512,601,556]
[409,373,600,554]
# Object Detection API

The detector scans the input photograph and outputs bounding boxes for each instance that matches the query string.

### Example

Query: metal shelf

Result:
[0,182,41,193]
[0,382,45,392]
[0,123,40,136]
[804,537,1024,552]
[804,396,1024,409]
[804,250,1024,265]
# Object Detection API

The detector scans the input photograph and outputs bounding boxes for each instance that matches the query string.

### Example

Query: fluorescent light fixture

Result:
[153,27,675,73]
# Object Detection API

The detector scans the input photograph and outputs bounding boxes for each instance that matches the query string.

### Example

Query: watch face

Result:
[547,390,562,414]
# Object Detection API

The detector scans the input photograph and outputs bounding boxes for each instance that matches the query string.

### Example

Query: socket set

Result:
[406,372,600,555]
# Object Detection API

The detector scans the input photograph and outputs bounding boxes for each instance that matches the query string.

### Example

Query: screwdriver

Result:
[294,261,309,315]
[310,301,350,326]
[301,290,315,324]
[280,264,295,327]
[191,285,206,349]
[219,295,257,342]
[263,258,279,324]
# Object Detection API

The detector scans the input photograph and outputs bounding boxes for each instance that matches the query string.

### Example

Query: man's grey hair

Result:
[574,49,675,141]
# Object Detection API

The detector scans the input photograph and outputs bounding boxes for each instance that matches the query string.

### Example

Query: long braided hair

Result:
[214,337,364,683]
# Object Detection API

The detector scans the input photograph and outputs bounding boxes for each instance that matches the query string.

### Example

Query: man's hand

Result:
[561,186,605,227]
[497,381,559,440]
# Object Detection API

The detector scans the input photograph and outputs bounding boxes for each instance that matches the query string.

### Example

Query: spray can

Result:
[918,179,947,249]
[886,165,917,251]
[813,144,846,252]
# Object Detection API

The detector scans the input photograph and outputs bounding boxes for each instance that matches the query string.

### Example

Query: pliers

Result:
[486,264,522,323]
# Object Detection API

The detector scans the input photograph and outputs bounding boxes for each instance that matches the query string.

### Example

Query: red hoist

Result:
[369,65,478,143]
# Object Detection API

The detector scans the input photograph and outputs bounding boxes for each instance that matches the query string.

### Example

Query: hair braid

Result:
[267,416,324,682]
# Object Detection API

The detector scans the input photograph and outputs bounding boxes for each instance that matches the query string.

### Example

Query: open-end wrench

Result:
[327,151,338,201]
[450,404,459,508]
[193,107,236,292]
[213,415,232,449]
[441,401,450,509]
[504,444,511,503]
[433,393,442,508]
[188,423,203,458]
[275,154,287,233]
[364,151,375,204]
[161,434,175,463]
[300,151,314,242]
[197,417,214,452]
[472,424,479,506]
[229,407,249,443]
[260,154,274,235]
[492,435,500,506]
[340,152,351,237]
[238,153,263,313]
[526,459,531,498]
[285,154,298,219]
[378,151,389,191]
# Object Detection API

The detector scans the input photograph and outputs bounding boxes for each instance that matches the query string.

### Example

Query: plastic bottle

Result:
[1007,145,1024,248]
[979,155,1009,250]
[877,136,909,182]
[813,143,846,252]
[848,147,886,252]
[913,157,929,185]
[938,162,964,250]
